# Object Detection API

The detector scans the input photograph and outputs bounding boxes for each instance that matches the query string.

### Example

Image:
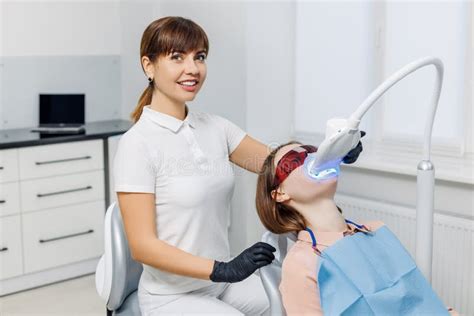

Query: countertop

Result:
[0,120,132,149]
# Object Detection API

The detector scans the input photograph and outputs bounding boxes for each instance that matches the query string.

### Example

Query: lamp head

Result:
[304,118,361,181]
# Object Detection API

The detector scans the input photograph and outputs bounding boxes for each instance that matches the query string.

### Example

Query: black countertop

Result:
[0,120,132,149]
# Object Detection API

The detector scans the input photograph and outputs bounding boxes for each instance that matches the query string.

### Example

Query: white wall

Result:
[0,1,122,129]
[119,1,155,122]
[243,1,295,247]
[1,1,120,56]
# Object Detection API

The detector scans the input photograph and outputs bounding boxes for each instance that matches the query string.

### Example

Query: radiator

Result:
[336,194,474,316]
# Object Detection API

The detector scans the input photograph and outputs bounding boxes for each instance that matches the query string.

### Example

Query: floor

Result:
[0,274,105,316]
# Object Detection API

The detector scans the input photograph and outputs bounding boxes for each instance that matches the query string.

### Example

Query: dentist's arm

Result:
[229,135,271,174]
[118,192,275,282]
[229,132,366,174]
[118,192,213,279]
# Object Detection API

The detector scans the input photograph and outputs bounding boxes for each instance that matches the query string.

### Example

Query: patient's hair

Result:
[256,141,308,234]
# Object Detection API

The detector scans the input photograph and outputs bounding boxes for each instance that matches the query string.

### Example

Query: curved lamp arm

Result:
[348,56,444,282]
[349,56,444,161]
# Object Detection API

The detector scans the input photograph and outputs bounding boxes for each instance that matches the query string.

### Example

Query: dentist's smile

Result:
[177,79,199,92]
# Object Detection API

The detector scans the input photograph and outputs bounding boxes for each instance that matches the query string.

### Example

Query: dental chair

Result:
[95,203,143,316]
[259,231,297,316]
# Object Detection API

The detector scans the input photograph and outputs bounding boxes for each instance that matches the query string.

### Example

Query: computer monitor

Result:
[39,94,85,127]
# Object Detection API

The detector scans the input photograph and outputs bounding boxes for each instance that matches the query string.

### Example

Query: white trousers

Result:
[137,274,269,315]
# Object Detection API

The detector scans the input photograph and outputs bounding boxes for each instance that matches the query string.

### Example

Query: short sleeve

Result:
[212,115,247,155]
[113,131,156,193]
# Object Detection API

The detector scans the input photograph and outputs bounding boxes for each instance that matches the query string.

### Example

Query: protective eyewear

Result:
[273,145,318,187]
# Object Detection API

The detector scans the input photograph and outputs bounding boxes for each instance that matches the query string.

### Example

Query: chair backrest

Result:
[96,203,143,311]
[259,231,297,316]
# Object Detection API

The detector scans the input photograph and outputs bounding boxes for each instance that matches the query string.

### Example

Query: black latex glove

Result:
[209,242,276,283]
[342,131,366,164]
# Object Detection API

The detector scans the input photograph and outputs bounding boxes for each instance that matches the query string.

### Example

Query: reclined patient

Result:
[255,141,456,316]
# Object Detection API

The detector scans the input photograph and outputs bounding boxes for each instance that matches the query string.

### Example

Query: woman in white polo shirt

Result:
[114,16,276,315]
[114,17,363,315]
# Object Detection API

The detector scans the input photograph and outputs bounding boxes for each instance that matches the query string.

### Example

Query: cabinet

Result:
[0,139,105,295]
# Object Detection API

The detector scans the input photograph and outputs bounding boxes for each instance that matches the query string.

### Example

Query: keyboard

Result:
[31,126,86,134]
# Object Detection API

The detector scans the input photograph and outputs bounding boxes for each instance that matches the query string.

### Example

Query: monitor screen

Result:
[39,94,85,125]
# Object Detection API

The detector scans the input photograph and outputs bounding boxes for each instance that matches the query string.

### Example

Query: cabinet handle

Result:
[35,155,92,166]
[0,247,8,252]
[39,229,94,243]
[0,200,5,204]
[37,185,92,198]
[0,166,4,170]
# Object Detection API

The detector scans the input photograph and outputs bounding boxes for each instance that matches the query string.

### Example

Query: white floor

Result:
[0,274,105,316]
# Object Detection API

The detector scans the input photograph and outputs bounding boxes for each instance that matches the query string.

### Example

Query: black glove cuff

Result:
[209,260,225,283]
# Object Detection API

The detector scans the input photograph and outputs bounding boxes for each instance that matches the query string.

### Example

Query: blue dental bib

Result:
[309,224,448,315]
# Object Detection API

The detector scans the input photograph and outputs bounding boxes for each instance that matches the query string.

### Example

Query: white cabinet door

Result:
[0,149,19,183]
[18,140,103,180]
[0,215,23,280]
[22,201,104,273]
[0,182,20,217]
[20,170,105,213]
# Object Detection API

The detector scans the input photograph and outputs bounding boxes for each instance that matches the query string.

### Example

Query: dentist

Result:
[114,16,362,315]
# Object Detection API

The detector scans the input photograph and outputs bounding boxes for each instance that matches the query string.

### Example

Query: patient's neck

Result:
[295,198,346,232]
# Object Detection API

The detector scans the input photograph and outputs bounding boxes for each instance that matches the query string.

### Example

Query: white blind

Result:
[294,1,470,151]
[382,2,468,145]
[294,1,375,135]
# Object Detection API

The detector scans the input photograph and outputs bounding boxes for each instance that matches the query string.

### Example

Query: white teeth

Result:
[179,81,197,86]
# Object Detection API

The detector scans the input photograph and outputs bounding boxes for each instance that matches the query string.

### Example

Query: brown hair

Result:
[255,141,308,234]
[131,16,210,123]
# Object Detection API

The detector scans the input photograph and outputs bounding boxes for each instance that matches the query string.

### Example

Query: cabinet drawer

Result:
[21,170,105,213]
[0,149,19,183]
[0,182,21,217]
[22,201,104,273]
[19,140,103,180]
[0,215,23,280]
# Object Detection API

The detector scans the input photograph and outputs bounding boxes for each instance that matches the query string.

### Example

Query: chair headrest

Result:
[262,231,297,264]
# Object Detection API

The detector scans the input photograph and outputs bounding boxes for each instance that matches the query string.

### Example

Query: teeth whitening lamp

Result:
[304,56,444,282]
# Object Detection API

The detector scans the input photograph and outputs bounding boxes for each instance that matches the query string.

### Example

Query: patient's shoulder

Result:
[283,240,317,274]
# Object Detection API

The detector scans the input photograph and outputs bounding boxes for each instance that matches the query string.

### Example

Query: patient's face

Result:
[274,144,338,203]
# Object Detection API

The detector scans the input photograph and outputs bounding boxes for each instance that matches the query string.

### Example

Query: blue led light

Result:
[304,158,342,181]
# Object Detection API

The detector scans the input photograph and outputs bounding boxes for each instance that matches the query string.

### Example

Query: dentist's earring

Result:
[148,77,154,85]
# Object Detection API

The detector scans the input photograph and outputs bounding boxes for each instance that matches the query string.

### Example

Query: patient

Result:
[255,141,456,316]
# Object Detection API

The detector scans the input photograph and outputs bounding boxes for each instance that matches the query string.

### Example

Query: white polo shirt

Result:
[113,106,246,295]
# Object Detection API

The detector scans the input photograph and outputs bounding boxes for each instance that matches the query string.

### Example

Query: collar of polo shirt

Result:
[143,105,196,133]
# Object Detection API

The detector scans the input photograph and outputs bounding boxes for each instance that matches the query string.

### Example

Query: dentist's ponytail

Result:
[131,84,153,123]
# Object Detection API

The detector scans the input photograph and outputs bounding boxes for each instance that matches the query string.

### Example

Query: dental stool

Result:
[259,231,297,316]
[95,203,143,316]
